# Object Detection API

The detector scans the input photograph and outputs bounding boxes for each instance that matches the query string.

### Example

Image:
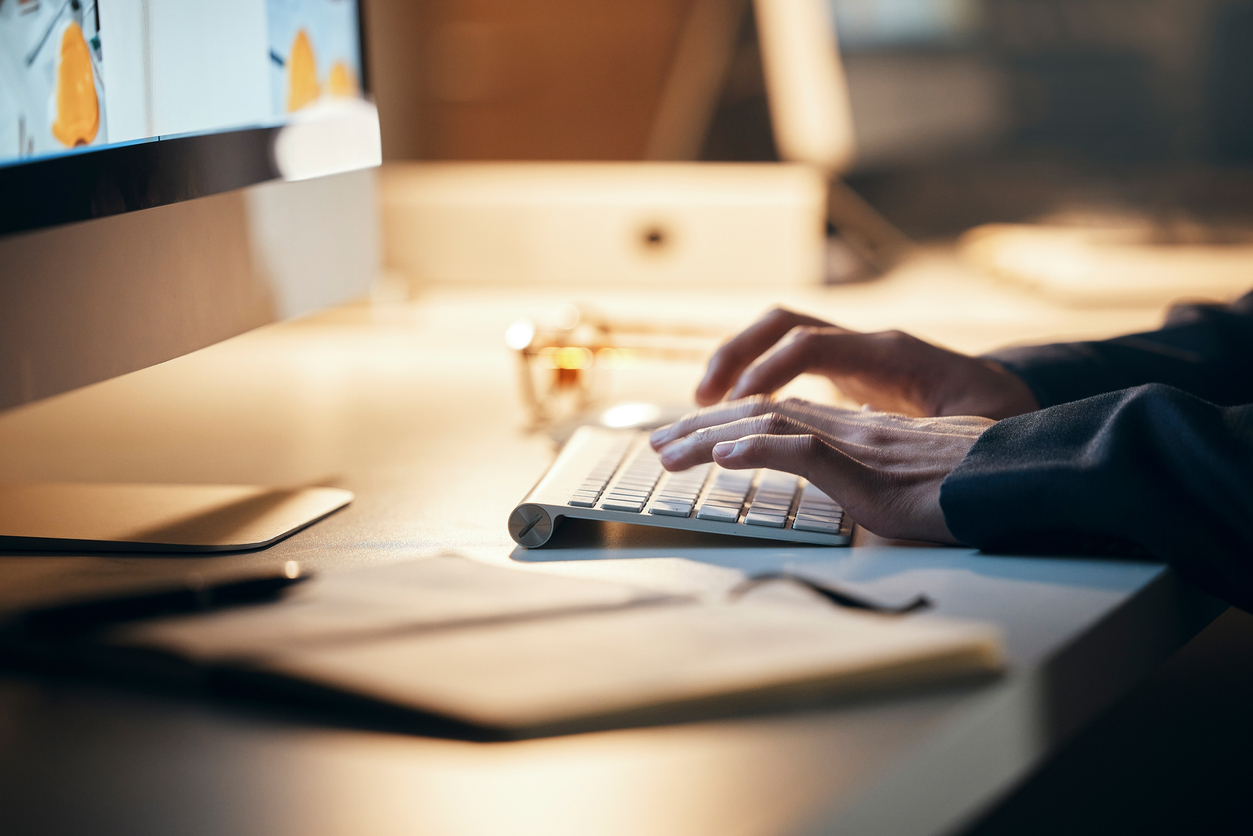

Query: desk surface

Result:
[0,253,1225,836]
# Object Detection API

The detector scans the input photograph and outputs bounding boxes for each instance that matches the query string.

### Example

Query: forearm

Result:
[940,384,1253,610]
[986,291,1253,408]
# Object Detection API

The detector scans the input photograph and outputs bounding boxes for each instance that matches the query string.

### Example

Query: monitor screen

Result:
[830,0,980,50]
[0,0,378,234]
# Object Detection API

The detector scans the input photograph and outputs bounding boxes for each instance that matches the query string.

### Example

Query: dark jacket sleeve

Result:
[940,384,1253,611]
[986,290,1253,408]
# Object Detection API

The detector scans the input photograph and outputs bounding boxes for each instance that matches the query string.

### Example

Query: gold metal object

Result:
[506,305,721,429]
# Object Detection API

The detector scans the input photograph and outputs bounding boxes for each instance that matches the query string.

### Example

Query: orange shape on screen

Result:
[51,22,99,147]
[287,29,321,112]
[328,61,359,98]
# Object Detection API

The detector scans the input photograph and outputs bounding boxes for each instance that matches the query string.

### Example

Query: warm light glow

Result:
[553,304,582,332]
[600,403,661,429]
[539,347,595,370]
[505,319,537,351]
[594,347,632,367]
[960,222,1253,304]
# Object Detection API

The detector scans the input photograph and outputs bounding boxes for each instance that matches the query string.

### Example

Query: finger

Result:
[695,308,834,406]
[653,395,872,451]
[726,328,895,402]
[652,394,980,458]
[656,412,819,471]
[711,433,857,493]
[649,395,776,449]
[768,400,992,451]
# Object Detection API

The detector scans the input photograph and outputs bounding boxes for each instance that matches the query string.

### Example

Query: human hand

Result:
[650,396,994,543]
[695,308,1038,420]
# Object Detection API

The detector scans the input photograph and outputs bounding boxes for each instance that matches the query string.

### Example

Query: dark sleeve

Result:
[940,384,1253,611]
[985,290,1253,408]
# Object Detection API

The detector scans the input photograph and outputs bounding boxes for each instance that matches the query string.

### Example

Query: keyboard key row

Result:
[743,471,799,528]
[694,469,755,523]
[568,436,633,507]
[649,463,712,517]
[599,446,667,512]
[569,445,846,535]
[792,482,844,532]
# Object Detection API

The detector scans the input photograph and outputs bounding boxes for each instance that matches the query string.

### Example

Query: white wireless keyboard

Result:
[508,426,853,548]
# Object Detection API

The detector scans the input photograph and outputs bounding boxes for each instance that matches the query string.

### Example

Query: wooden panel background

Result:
[364,0,696,160]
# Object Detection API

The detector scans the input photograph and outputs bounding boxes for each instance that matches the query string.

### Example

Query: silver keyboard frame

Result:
[508,426,853,548]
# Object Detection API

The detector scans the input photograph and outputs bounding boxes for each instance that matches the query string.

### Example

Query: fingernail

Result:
[649,427,670,446]
[712,441,737,457]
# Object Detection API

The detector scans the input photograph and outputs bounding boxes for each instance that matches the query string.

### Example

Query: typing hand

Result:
[695,308,1039,419]
[650,397,993,543]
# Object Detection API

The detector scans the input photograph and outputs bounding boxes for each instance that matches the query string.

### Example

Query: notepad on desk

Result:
[20,556,1005,736]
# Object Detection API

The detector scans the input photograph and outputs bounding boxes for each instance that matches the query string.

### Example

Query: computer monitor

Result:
[0,0,382,551]
[1,0,379,233]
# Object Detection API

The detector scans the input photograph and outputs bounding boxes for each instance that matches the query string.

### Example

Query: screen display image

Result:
[0,0,108,160]
[0,0,363,169]
[268,0,362,116]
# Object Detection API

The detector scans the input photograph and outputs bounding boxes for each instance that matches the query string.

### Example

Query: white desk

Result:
[0,254,1224,836]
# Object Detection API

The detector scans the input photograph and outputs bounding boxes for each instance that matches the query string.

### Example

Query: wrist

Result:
[978,359,1040,419]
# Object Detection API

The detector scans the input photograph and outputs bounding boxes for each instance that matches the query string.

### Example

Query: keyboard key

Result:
[796,507,842,519]
[656,497,698,507]
[568,497,597,507]
[650,503,693,518]
[602,498,645,512]
[744,512,786,528]
[793,519,842,534]
[696,505,739,523]
[702,500,743,510]
[796,517,843,529]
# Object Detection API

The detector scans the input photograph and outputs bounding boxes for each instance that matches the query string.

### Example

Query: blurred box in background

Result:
[381,162,826,287]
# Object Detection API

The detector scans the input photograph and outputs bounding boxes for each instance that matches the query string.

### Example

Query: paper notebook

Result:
[14,556,1004,736]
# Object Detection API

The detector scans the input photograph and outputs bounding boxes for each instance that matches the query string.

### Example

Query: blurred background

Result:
[364,0,1253,239]
[358,3,1252,834]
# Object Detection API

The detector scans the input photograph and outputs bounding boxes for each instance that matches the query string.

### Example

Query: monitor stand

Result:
[0,484,352,553]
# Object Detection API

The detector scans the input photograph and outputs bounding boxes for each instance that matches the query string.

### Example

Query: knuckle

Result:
[803,433,825,458]
[763,412,790,434]
[877,329,915,349]
[767,306,797,323]
[786,324,819,343]
[787,326,830,357]
[744,393,773,412]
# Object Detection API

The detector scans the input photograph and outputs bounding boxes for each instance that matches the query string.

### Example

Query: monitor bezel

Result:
[0,2,373,238]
